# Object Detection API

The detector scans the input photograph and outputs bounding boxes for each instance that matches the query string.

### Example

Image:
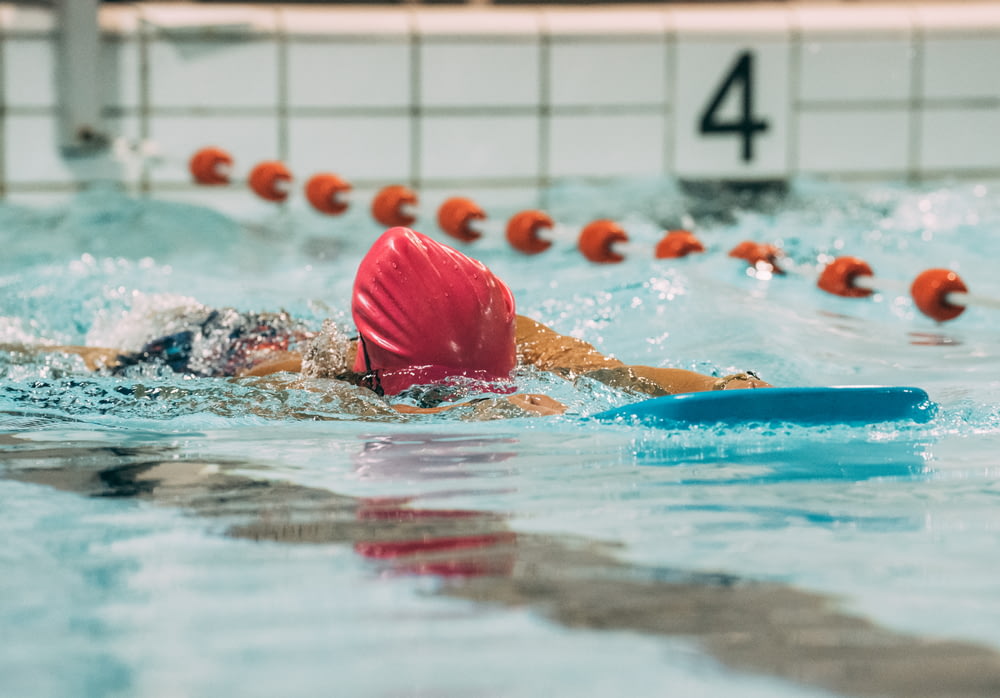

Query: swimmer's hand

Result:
[712,372,772,390]
[59,346,123,371]
[238,351,303,377]
[627,365,771,393]
[504,393,567,416]
[391,393,567,419]
[0,343,123,371]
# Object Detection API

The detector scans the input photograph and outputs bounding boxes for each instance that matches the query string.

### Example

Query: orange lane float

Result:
[816,256,875,298]
[372,185,419,228]
[575,220,704,263]
[578,220,629,263]
[371,190,488,243]
[655,230,706,259]
[305,173,352,216]
[248,160,293,203]
[910,268,969,322]
[816,255,1000,323]
[437,197,486,243]
[506,210,554,255]
[728,240,785,274]
[189,146,233,186]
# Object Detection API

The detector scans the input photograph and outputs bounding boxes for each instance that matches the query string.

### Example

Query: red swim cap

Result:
[352,227,517,395]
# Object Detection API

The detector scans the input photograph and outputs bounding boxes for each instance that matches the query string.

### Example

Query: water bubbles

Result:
[646,274,686,302]
[644,331,670,347]
[0,316,43,344]
[745,262,774,281]
[69,253,97,274]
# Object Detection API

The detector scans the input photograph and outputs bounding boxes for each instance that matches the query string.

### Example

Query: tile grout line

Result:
[0,26,7,198]
[409,12,421,193]
[123,104,675,118]
[538,25,550,210]
[787,17,800,179]
[908,11,924,184]
[276,9,289,167]
[664,23,676,178]
[138,14,151,195]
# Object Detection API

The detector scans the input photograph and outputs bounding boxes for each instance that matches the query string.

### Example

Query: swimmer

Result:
[5,227,770,417]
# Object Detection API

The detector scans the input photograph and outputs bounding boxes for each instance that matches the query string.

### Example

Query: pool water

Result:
[3,178,1000,697]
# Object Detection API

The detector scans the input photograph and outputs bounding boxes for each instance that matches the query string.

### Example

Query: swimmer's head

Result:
[352,226,517,395]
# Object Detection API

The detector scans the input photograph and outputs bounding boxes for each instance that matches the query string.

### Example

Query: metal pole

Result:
[55,0,108,156]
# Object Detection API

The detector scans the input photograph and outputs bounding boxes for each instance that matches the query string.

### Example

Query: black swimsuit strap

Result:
[357,336,384,397]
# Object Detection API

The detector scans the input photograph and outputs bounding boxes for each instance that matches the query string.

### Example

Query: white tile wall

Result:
[0,2,998,205]
[287,40,411,109]
[549,39,667,108]
[147,37,280,109]
[420,115,538,181]
[798,39,913,103]
[419,41,540,108]
[922,38,1000,100]
[549,114,666,179]
[5,38,56,108]
[797,110,910,174]
[920,107,1000,172]
[287,115,411,183]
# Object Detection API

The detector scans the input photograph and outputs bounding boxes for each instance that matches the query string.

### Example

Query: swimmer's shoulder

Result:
[514,314,624,374]
[238,352,303,377]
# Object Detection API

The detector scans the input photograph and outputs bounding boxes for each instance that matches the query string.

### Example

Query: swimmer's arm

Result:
[513,315,770,394]
[240,339,359,377]
[238,352,303,377]
[238,346,565,417]
[0,343,310,378]
[515,315,626,374]
[391,394,566,418]
[0,343,122,371]
[626,366,771,393]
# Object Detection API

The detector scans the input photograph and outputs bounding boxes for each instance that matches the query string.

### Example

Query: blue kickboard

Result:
[591,386,936,427]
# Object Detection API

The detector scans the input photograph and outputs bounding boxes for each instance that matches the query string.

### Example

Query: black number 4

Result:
[698,51,769,163]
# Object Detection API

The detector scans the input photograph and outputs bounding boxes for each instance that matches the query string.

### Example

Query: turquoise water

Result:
[3,179,1000,697]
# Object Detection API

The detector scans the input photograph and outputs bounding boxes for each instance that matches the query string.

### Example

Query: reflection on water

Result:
[635,427,933,485]
[4,427,1000,698]
[353,433,519,480]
